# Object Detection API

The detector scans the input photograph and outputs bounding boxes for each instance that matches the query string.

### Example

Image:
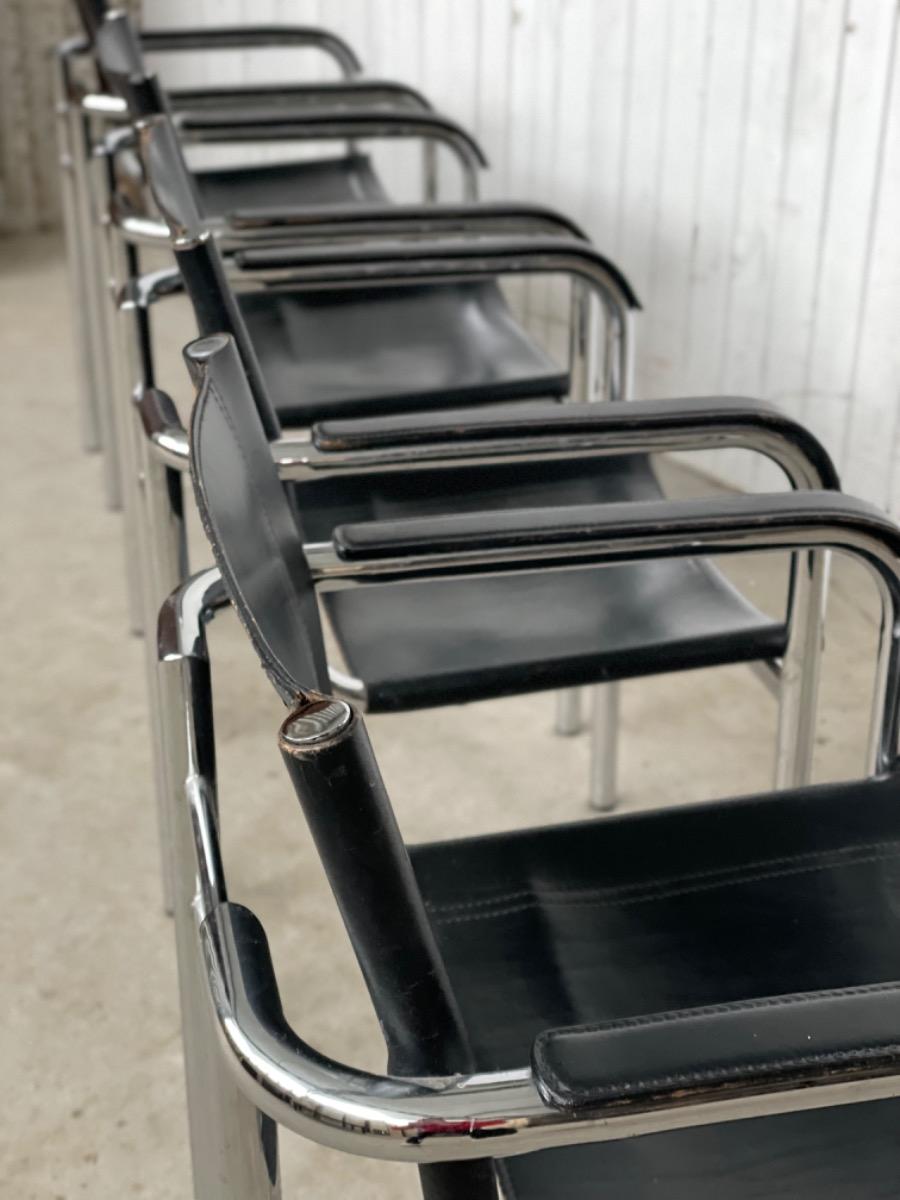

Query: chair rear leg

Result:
[774,549,829,789]
[589,681,621,811]
[53,61,101,452]
[555,688,585,735]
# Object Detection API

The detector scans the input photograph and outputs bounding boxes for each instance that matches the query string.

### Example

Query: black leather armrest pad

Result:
[312,397,837,489]
[331,490,887,562]
[234,236,639,306]
[227,201,587,241]
[533,982,900,1111]
[178,107,488,165]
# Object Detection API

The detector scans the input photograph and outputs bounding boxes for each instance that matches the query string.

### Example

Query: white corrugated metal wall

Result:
[145,0,900,510]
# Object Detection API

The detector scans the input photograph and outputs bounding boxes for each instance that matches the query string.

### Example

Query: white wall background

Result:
[146,0,900,510]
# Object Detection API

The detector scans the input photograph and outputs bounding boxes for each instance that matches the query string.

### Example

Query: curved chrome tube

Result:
[274,423,834,492]
[200,897,900,1163]
[178,113,485,202]
[139,24,363,78]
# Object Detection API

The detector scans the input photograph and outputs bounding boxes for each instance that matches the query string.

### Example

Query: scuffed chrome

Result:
[273,425,834,491]
[199,898,900,1164]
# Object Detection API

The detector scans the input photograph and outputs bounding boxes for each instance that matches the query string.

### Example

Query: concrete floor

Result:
[1,233,887,1198]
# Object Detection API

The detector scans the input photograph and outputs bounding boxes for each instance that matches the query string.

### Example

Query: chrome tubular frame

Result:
[175,114,482,203]
[53,38,102,453]
[233,244,633,397]
[156,568,281,1200]
[158,501,900,1192]
[139,25,363,79]
[561,275,618,788]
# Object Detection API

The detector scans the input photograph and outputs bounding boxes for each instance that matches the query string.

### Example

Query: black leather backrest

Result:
[135,112,283,441]
[72,0,107,39]
[94,9,144,83]
[186,333,330,701]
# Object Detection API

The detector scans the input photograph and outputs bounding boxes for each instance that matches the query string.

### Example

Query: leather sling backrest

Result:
[95,11,283,440]
[71,0,107,40]
[187,333,330,700]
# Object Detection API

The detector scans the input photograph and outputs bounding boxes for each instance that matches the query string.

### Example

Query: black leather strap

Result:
[185,334,329,699]
[312,396,839,489]
[235,235,640,308]
[139,26,363,74]
[331,490,898,562]
[170,79,432,112]
[533,981,900,1110]
[227,200,588,242]
[178,107,489,167]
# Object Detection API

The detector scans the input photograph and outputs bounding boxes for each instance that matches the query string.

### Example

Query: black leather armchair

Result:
[151,330,900,1199]
[56,0,479,496]
[149,334,836,808]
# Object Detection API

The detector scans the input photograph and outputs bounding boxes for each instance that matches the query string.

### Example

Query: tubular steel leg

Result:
[103,223,145,634]
[53,59,101,452]
[423,139,439,201]
[589,682,621,812]
[774,549,829,790]
[555,690,584,736]
[554,281,594,737]
[158,607,281,1199]
[140,432,188,917]
[71,108,120,507]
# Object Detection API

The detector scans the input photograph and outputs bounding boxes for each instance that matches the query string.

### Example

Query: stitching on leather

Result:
[428,842,900,926]
[428,839,900,914]
[534,982,900,1100]
[539,1041,900,1103]
[495,1160,517,1200]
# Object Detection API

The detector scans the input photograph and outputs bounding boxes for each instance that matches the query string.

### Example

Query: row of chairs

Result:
[60,3,900,1198]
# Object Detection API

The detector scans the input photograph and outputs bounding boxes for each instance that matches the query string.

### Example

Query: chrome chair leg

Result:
[423,139,439,201]
[555,690,585,736]
[553,279,595,737]
[589,682,620,812]
[157,573,281,1199]
[53,54,101,452]
[70,107,121,507]
[774,549,829,789]
[103,222,145,634]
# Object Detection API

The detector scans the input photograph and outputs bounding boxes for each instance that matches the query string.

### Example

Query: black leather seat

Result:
[240,281,568,425]
[192,151,387,213]
[297,456,783,709]
[411,774,900,1197]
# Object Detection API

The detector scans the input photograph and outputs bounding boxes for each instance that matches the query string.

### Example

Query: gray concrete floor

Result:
[1,233,887,1198]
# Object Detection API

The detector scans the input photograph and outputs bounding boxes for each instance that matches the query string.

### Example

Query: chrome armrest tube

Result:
[140,25,362,78]
[277,398,836,491]
[168,79,432,113]
[175,109,486,201]
[224,201,588,244]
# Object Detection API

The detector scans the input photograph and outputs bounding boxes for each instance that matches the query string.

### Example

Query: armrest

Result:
[140,25,361,77]
[176,106,488,169]
[226,201,588,242]
[533,983,900,1111]
[233,235,639,309]
[318,490,900,570]
[169,79,431,113]
[309,396,837,491]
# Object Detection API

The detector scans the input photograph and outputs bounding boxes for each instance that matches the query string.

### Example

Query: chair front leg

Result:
[589,681,621,812]
[774,548,830,788]
[71,107,121,506]
[156,572,282,1200]
[53,49,101,452]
